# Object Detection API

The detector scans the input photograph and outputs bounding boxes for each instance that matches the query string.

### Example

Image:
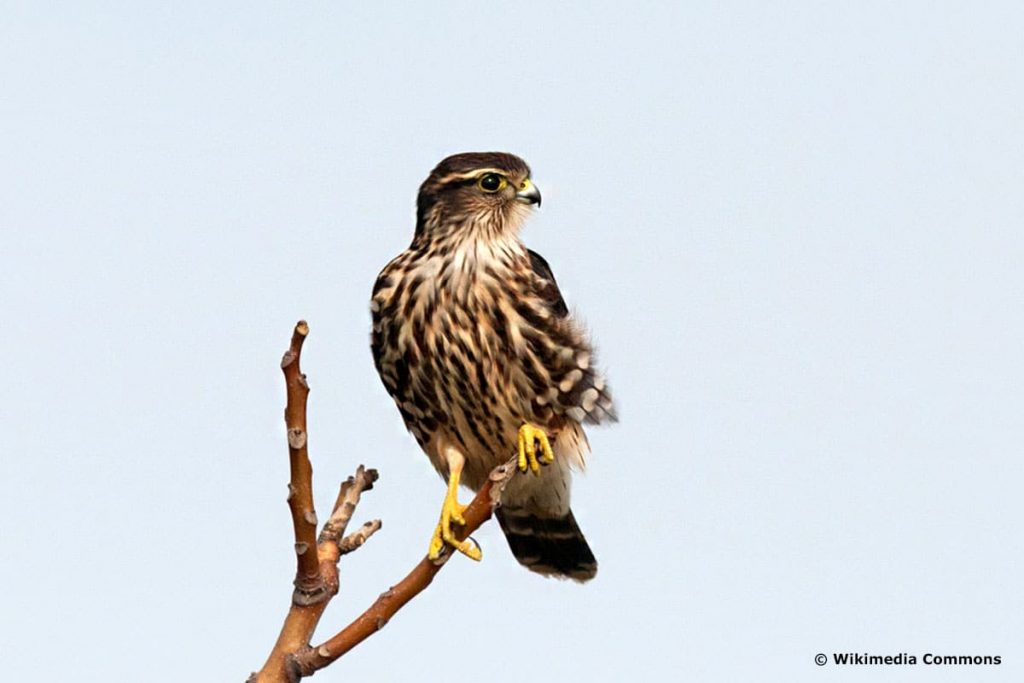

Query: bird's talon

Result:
[456,537,482,561]
[517,423,554,475]
[428,485,480,561]
[428,526,445,559]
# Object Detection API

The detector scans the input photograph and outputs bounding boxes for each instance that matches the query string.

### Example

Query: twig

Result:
[319,466,378,549]
[340,520,384,555]
[289,459,516,677]
[316,466,381,596]
[251,323,383,683]
[280,321,322,603]
[250,321,514,682]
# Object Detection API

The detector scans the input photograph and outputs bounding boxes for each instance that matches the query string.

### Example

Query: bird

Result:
[370,152,616,581]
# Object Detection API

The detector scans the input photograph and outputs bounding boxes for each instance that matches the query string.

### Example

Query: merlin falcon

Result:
[371,152,616,581]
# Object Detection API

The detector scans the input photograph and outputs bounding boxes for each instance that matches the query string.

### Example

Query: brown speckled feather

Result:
[371,152,616,581]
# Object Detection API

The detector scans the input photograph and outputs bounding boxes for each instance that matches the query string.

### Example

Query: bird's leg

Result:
[428,451,482,561]
[517,423,555,475]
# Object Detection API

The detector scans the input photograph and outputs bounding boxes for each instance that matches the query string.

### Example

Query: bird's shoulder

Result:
[517,249,617,426]
[525,248,569,319]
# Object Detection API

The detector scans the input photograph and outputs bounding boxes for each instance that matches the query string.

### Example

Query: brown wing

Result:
[525,249,616,425]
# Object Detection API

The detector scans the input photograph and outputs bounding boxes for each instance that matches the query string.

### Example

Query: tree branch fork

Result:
[250,321,515,682]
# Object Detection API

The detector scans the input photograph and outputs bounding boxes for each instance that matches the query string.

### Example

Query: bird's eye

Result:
[477,173,506,193]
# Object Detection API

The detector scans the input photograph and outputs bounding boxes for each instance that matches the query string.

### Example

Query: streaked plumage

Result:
[371,152,616,581]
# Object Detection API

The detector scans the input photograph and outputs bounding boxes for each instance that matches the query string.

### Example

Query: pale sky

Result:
[2,2,1022,681]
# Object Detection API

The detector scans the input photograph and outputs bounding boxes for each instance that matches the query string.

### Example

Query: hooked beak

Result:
[516,178,542,207]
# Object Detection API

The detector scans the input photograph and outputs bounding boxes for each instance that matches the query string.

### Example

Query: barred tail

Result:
[496,507,597,582]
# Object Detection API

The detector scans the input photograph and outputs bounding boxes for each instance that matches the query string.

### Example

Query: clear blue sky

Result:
[2,2,1021,681]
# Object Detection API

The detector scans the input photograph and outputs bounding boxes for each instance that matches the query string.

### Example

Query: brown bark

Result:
[290,462,515,677]
[249,321,513,682]
[280,321,323,604]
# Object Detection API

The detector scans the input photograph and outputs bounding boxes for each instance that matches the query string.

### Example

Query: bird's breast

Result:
[373,244,542,455]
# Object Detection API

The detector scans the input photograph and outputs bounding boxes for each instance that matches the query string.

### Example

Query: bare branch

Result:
[289,459,516,677]
[319,466,378,547]
[251,321,517,682]
[280,320,323,604]
[252,323,383,683]
[340,519,383,555]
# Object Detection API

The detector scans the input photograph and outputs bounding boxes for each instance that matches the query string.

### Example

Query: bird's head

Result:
[414,152,541,242]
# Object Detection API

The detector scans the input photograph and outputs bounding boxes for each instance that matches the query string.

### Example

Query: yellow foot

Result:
[427,484,482,561]
[518,423,555,475]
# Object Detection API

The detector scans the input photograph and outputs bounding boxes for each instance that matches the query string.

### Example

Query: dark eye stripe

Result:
[434,171,509,193]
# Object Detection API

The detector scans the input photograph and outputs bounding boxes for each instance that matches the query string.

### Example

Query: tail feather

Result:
[496,507,597,582]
